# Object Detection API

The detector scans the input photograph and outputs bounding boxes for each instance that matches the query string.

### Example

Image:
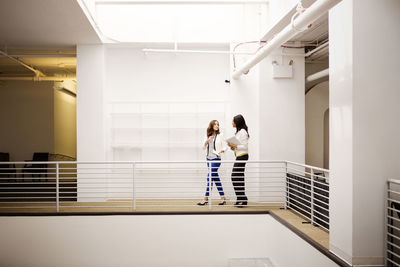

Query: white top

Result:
[234,129,249,157]
[203,133,228,158]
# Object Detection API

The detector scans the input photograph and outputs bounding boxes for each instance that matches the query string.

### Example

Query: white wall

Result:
[258,49,305,163]
[329,0,400,265]
[54,89,77,158]
[103,44,233,162]
[0,81,54,161]
[305,81,329,168]
[0,215,339,267]
[77,44,106,161]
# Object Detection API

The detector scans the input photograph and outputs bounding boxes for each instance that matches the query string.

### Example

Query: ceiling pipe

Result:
[232,0,341,79]
[0,76,76,82]
[305,41,329,57]
[306,68,329,83]
[142,48,254,55]
[0,50,45,77]
[97,0,268,5]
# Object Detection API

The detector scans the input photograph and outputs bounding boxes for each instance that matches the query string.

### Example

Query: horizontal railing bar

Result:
[287,180,329,200]
[286,175,329,193]
[286,161,330,173]
[387,250,400,260]
[0,206,57,209]
[0,202,57,204]
[387,241,400,251]
[285,200,312,217]
[287,170,327,180]
[388,179,400,185]
[388,190,400,195]
[286,179,329,200]
[387,233,400,242]
[388,198,400,205]
[286,187,311,201]
[387,215,400,223]
[386,258,400,267]
[285,188,329,213]
[387,224,400,232]
[0,192,57,194]
[311,207,330,221]
[0,196,58,199]
[309,218,329,231]
[286,169,329,186]
[286,176,330,195]
[387,207,400,213]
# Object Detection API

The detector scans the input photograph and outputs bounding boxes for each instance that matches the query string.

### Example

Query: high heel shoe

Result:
[197,201,208,206]
[234,201,243,208]
[218,201,226,206]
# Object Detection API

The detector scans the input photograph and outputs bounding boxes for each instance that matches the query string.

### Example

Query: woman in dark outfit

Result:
[227,115,249,208]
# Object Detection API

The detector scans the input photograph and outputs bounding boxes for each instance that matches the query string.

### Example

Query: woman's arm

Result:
[219,133,228,152]
[203,136,213,150]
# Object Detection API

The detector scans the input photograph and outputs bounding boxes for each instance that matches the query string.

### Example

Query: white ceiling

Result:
[0,0,101,48]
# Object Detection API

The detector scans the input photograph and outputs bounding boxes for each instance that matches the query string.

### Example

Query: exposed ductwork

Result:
[0,50,45,77]
[232,0,341,79]
[0,76,76,82]
[306,68,329,83]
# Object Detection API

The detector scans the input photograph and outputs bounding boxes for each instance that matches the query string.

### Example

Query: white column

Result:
[329,0,400,265]
[76,45,106,161]
[259,48,305,163]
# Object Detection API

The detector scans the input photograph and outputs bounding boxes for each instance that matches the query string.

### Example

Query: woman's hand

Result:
[227,142,237,149]
[204,136,214,147]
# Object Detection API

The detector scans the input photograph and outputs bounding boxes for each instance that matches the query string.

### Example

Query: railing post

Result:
[284,161,288,210]
[385,181,389,267]
[310,169,315,225]
[208,162,212,210]
[132,162,136,211]
[56,162,59,213]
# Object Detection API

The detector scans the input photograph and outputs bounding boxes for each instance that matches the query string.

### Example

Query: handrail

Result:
[0,160,329,231]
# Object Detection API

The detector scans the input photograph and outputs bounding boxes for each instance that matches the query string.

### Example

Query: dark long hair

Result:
[207,120,220,137]
[233,114,249,137]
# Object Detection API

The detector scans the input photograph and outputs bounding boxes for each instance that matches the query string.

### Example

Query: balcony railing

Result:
[0,160,329,229]
[387,179,400,266]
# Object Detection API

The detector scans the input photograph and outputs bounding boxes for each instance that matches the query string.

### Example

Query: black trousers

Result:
[231,154,248,202]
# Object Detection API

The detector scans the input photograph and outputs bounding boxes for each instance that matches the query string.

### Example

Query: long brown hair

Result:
[206,120,220,137]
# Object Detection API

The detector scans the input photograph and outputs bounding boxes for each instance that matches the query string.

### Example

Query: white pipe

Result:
[0,50,45,77]
[142,48,305,57]
[306,68,329,83]
[232,0,341,79]
[0,76,76,82]
[97,0,268,5]
[305,41,328,57]
[142,48,254,55]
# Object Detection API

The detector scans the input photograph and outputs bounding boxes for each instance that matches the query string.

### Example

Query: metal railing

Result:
[285,161,330,231]
[386,179,400,266]
[0,160,330,226]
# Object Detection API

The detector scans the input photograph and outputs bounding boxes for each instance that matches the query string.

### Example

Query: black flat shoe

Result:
[218,201,226,206]
[197,201,208,206]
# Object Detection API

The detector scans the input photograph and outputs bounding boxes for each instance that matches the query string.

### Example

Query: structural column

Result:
[76,45,106,161]
[329,1,400,265]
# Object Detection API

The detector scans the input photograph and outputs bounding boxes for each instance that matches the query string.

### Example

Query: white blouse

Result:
[234,129,249,157]
[202,133,228,158]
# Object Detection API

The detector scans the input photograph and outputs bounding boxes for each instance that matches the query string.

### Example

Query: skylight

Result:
[86,0,268,43]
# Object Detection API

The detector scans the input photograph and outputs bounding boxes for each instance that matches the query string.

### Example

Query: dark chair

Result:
[0,152,17,182]
[22,153,49,182]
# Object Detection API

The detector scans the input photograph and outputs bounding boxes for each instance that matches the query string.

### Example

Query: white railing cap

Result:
[388,179,400,185]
